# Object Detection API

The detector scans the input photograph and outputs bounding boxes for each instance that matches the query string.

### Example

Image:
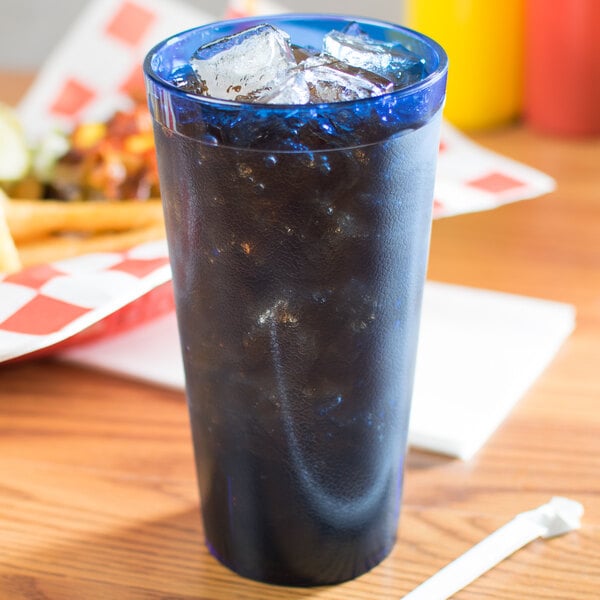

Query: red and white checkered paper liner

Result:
[17,0,216,135]
[0,241,172,362]
[433,121,555,218]
[2,0,556,363]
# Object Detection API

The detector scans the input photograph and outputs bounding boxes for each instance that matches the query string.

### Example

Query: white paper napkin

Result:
[409,283,575,458]
[59,282,575,459]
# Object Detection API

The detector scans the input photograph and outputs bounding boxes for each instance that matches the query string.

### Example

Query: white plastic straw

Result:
[403,497,584,600]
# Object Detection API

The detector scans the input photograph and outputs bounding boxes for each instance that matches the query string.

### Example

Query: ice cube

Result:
[323,24,427,88]
[256,70,311,104]
[300,55,394,103]
[252,48,392,105]
[190,24,296,101]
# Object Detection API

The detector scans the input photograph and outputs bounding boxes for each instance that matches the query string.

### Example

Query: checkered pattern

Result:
[17,0,215,133]
[431,123,555,218]
[0,241,172,362]
[105,1,156,47]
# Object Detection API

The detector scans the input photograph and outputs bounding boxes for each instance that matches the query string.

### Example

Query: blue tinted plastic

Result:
[144,15,447,586]
[144,14,448,151]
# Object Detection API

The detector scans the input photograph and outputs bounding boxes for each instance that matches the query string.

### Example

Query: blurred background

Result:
[0,0,402,70]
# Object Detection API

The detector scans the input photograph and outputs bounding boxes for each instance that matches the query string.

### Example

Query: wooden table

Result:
[1,72,599,599]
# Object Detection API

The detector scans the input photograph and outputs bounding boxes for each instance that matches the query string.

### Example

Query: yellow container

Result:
[405,0,524,130]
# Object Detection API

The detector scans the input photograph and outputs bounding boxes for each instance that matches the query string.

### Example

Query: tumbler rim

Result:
[143,13,449,111]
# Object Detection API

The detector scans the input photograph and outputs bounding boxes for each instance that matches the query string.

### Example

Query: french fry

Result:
[16,222,167,268]
[0,211,22,273]
[5,198,164,243]
[0,190,22,273]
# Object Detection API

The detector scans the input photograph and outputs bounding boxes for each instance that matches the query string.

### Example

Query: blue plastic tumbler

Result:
[144,14,447,586]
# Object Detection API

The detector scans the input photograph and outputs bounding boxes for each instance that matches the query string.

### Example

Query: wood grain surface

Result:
[1,72,599,599]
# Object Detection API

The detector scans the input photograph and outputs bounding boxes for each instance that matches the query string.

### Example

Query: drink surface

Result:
[145,15,447,586]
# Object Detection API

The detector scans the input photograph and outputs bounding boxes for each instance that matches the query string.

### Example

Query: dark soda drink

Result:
[145,15,447,586]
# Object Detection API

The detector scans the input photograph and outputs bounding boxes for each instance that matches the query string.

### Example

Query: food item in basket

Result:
[50,101,159,201]
[15,219,166,267]
[8,99,160,202]
[5,198,164,244]
[0,192,166,272]
[0,101,165,273]
[0,192,21,273]
[1,198,166,272]
[0,103,30,183]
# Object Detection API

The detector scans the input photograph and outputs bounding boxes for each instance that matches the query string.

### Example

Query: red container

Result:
[525,0,600,136]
